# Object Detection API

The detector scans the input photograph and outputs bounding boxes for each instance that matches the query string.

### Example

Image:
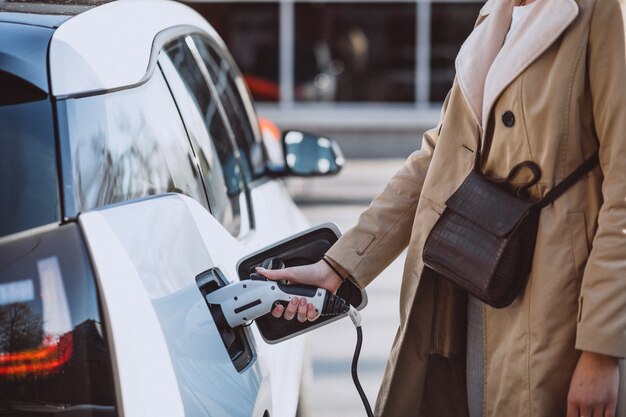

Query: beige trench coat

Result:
[325,0,626,415]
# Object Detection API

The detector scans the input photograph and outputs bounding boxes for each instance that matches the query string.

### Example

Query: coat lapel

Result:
[455,0,580,132]
[455,0,515,129]
[482,0,579,128]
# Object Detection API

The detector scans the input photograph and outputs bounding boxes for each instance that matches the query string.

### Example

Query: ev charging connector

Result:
[201,258,374,417]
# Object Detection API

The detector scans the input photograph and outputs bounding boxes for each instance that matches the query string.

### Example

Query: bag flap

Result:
[445,170,534,237]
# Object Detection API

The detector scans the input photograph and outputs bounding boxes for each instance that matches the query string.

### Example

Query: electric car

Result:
[0,1,351,416]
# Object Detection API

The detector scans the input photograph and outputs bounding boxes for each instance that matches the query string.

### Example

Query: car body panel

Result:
[80,191,312,417]
[183,183,310,417]
[79,208,186,417]
[49,0,217,97]
[80,194,273,416]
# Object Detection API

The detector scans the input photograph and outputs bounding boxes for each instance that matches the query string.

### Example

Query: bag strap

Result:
[537,152,599,209]
[474,126,599,206]
[475,127,543,198]
[492,160,542,197]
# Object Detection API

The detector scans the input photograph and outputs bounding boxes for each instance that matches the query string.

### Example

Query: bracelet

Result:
[322,257,346,281]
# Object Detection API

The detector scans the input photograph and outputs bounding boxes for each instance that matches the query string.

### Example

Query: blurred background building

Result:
[185,0,485,158]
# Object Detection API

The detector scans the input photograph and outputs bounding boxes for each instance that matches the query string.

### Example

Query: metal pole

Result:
[279,0,295,107]
[416,0,432,108]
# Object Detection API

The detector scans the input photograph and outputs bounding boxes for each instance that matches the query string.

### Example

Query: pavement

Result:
[286,159,407,417]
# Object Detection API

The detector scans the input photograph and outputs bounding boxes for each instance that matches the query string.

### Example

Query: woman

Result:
[259,0,626,415]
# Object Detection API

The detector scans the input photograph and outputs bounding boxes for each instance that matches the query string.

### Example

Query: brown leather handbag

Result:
[423,152,599,308]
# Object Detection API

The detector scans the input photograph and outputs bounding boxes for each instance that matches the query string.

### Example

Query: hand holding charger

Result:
[203,256,374,417]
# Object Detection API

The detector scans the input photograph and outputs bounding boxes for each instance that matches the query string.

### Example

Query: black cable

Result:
[352,325,374,417]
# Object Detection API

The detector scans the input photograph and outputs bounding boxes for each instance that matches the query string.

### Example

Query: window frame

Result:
[160,34,257,237]
[189,33,267,179]
[55,25,265,238]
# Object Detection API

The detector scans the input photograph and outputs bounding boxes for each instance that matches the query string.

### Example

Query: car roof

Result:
[0,1,107,94]
[0,1,101,28]
[48,0,219,98]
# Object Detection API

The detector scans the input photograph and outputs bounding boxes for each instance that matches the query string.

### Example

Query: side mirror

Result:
[282,130,344,177]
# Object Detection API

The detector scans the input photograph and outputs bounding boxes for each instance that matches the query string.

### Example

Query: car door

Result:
[79,194,271,417]
[62,66,271,416]
[158,35,307,417]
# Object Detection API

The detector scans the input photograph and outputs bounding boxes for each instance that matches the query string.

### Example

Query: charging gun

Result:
[201,257,373,417]
[205,258,351,329]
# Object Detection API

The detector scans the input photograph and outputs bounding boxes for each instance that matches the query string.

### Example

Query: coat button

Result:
[502,111,515,127]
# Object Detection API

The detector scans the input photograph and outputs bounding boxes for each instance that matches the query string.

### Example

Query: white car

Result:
[0,1,362,416]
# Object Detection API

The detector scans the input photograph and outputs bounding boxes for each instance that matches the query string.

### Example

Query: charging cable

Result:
[347,306,375,417]
[203,257,375,416]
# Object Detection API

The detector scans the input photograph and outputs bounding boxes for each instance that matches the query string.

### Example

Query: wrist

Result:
[581,351,619,366]
[323,256,350,278]
[317,259,344,293]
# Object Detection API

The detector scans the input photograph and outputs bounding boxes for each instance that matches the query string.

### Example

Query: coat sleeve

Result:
[324,92,451,289]
[575,0,626,358]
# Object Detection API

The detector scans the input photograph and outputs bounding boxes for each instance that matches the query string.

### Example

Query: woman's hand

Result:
[255,259,344,322]
[567,351,619,417]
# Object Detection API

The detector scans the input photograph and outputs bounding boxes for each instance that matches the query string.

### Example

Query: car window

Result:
[0,224,118,416]
[163,37,250,237]
[0,71,59,238]
[65,70,208,212]
[191,35,266,180]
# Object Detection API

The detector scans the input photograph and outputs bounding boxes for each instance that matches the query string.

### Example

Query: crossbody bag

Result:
[422,150,599,308]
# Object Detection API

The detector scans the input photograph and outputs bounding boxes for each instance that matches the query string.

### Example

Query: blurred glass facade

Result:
[430,2,484,102]
[187,0,483,109]
[294,3,416,103]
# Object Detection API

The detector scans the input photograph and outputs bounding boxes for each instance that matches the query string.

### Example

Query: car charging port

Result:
[196,268,255,372]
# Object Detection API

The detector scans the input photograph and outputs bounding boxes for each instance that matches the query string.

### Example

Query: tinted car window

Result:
[0,71,58,238]
[65,70,207,212]
[0,224,117,416]
[191,35,265,179]
[163,38,247,236]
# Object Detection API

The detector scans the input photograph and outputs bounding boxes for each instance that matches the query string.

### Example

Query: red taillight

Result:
[0,332,73,376]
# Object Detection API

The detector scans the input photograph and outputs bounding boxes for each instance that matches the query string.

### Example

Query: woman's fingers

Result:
[283,298,299,320]
[256,266,294,282]
[566,401,577,417]
[297,298,308,322]
[271,303,285,318]
[256,263,319,287]
[256,261,343,293]
[270,298,318,322]
[594,404,606,417]
[257,262,334,322]
[605,402,617,417]
[307,303,318,321]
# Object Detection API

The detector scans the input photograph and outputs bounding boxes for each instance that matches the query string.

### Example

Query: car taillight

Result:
[0,255,74,377]
[0,332,73,376]
[0,223,118,413]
